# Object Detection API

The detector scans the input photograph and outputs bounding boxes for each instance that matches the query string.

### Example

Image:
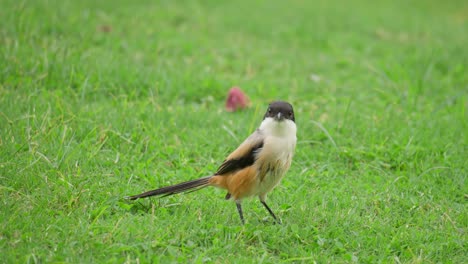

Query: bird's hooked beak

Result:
[274,112,284,121]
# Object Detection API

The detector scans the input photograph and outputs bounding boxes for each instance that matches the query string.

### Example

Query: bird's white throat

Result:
[259,117,297,139]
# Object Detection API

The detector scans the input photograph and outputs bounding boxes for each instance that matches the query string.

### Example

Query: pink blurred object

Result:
[225,87,250,112]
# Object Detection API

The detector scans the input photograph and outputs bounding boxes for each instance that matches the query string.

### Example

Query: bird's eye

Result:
[268,108,272,113]
[289,111,293,117]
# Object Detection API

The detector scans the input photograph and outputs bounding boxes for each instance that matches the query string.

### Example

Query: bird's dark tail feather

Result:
[126,176,212,200]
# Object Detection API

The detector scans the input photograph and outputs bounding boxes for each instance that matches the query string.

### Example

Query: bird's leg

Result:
[261,200,282,224]
[236,201,245,225]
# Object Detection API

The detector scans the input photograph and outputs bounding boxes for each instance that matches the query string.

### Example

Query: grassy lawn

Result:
[1,0,467,262]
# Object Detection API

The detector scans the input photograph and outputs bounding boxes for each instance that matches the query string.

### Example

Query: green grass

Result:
[1,0,467,263]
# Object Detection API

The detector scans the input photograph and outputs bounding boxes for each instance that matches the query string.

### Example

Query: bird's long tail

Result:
[126,176,212,200]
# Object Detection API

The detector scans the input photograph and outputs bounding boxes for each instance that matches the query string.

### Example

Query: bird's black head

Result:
[263,101,295,122]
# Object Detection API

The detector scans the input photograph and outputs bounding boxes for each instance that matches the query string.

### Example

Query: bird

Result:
[126,101,297,224]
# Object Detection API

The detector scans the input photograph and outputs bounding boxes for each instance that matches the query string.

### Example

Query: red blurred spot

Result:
[225,87,250,112]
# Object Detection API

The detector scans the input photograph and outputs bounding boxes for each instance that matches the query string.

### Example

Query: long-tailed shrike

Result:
[127,101,297,224]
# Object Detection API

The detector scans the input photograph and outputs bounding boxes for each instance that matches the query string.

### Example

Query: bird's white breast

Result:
[256,118,297,196]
